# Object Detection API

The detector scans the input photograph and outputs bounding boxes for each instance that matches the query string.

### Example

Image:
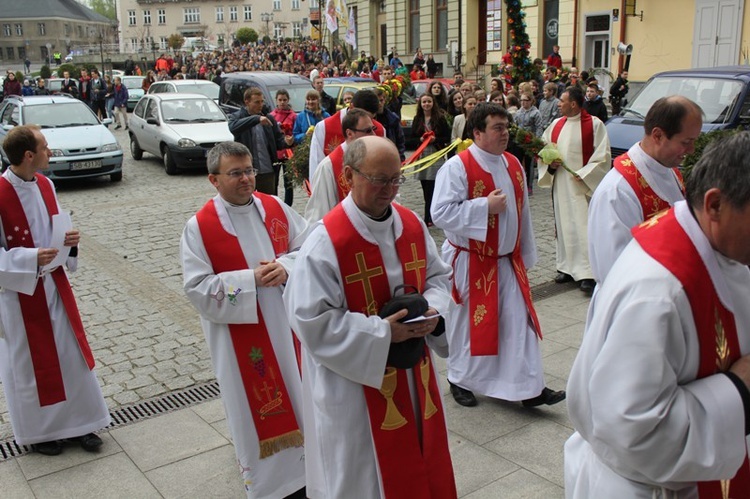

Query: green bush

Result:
[235,27,258,45]
[57,63,79,79]
[40,65,52,79]
[681,128,740,181]
[15,71,24,82]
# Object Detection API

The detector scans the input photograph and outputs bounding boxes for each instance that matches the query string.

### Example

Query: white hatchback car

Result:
[128,93,233,175]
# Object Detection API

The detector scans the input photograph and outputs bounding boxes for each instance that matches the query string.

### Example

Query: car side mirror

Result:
[146,117,159,125]
[101,118,113,126]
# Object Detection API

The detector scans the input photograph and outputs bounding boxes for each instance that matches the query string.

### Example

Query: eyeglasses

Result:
[351,126,378,135]
[219,168,258,179]
[351,167,406,187]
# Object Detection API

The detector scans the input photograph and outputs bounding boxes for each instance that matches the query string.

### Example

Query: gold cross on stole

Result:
[404,243,426,290]
[345,252,384,315]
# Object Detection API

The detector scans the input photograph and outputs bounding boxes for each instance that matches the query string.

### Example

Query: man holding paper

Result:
[0,125,110,456]
[539,86,611,294]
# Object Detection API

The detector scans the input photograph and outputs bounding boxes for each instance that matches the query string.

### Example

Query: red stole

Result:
[195,193,303,458]
[633,208,750,498]
[551,110,595,166]
[613,152,685,220]
[322,109,386,156]
[328,144,350,202]
[455,150,541,356]
[0,174,95,407]
[323,202,457,499]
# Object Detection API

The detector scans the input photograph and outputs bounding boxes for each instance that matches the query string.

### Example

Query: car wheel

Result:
[130,135,143,160]
[162,146,178,175]
[111,171,123,182]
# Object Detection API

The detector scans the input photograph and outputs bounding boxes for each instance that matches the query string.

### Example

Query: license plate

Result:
[70,160,102,171]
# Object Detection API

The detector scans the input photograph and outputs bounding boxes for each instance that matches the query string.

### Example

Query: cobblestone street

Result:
[0,129,559,436]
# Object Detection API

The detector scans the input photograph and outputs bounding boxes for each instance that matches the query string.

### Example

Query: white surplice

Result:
[566,201,750,498]
[181,193,310,499]
[0,170,110,445]
[304,142,349,223]
[588,142,685,284]
[432,144,544,400]
[284,195,453,499]
[539,113,610,281]
[308,109,347,181]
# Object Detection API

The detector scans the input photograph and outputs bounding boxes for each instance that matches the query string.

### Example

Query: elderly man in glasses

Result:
[305,108,377,222]
[180,141,310,499]
[285,136,457,499]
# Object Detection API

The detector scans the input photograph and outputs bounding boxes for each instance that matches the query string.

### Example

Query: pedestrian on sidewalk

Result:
[0,125,110,456]
[112,77,128,130]
[181,141,308,499]
[432,102,565,409]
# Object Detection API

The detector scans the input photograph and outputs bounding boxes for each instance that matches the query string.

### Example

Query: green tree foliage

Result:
[90,0,116,20]
[235,27,259,45]
[681,128,740,181]
[57,63,79,79]
[168,34,185,51]
[40,65,52,79]
[506,0,534,84]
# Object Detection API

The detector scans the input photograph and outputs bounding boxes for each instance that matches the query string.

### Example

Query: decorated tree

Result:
[506,0,534,83]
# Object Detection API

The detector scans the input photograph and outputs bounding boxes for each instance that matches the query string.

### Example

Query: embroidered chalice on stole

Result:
[420,356,438,419]
[379,367,407,430]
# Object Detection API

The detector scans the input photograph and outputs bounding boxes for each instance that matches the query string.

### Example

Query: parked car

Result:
[218,71,312,115]
[0,95,123,181]
[606,65,750,158]
[411,79,453,98]
[128,93,233,175]
[147,79,220,103]
[46,78,79,96]
[121,75,145,111]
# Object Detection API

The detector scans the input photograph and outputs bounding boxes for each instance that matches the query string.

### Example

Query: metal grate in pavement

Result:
[0,381,222,461]
[531,279,580,301]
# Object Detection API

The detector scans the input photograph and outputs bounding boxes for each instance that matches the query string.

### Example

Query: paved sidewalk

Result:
[0,286,588,498]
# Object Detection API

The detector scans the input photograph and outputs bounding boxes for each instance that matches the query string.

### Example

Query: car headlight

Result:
[178,138,197,148]
[50,149,65,157]
[102,143,121,152]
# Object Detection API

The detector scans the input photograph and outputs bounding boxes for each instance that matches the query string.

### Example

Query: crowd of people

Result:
[3,38,750,499]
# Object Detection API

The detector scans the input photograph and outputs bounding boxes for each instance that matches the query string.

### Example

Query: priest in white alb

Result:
[285,136,457,499]
[539,85,610,294]
[0,125,110,456]
[566,132,750,498]
[181,141,309,499]
[588,96,702,284]
[432,103,564,408]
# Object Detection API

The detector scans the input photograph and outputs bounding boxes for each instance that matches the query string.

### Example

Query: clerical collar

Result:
[367,205,393,222]
[227,197,254,208]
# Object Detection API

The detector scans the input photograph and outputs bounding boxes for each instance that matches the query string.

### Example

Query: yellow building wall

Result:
[742,12,750,65]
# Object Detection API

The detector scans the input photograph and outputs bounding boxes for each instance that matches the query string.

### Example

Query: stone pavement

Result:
[0,128,586,497]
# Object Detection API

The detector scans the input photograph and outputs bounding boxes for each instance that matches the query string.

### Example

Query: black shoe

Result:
[114,125,121,130]
[32,440,62,456]
[449,380,477,407]
[522,387,566,408]
[124,126,128,130]
[554,272,574,284]
[76,433,103,452]
[579,279,595,294]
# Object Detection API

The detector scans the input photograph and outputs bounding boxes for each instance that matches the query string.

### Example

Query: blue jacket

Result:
[113,84,129,107]
[293,109,330,144]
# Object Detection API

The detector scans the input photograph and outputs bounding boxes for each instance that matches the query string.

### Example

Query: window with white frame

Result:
[130,38,139,52]
[128,10,136,26]
[184,7,201,24]
[158,9,166,24]
[229,6,238,21]
[292,22,302,38]
[292,0,300,10]
[15,24,22,36]
[143,10,151,25]
[309,0,319,8]
[216,7,224,22]
[3,25,11,37]
[273,0,281,11]
[38,23,45,36]
[243,5,252,20]
[160,36,168,50]
[435,0,447,51]
[273,23,282,40]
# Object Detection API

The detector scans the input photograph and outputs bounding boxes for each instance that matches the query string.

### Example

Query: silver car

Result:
[128,93,233,175]
[121,76,145,112]
[147,79,220,104]
[0,95,123,182]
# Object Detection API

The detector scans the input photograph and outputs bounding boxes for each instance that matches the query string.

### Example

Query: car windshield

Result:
[122,78,143,90]
[624,76,743,125]
[23,102,99,127]
[178,83,219,100]
[160,99,226,123]
[268,85,310,112]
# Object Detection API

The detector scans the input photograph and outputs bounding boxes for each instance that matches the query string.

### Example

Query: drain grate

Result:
[531,279,580,301]
[0,380,222,462]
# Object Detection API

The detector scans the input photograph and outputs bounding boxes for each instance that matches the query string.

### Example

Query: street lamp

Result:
[261,12,274,40]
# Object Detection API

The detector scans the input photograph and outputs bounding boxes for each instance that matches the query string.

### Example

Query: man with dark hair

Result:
[609,70,629,116]
[0,125,110,456]
[228,88,293,195]
[312,76,336,116]
[286,136,456,498]
[432,103,565,408]
[588,96,703,284]
[308,89,385,179]
[566,131,750,498]
[305,108,377,222]
[582,83,608,123]
[539,86,611,294]
[181,141,308,498]
[89,69,106,118]
[373,87,406,162]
